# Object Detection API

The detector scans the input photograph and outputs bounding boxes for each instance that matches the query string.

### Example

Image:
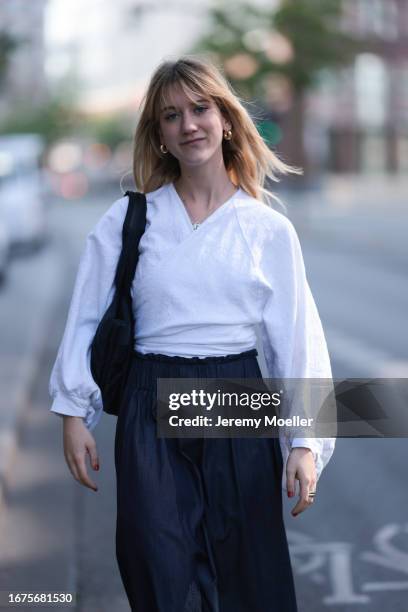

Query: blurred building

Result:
[0,0,49,116]
[2,0,406,177]
[308,0,408,174]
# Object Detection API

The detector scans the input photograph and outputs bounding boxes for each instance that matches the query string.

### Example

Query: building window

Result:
[356,0,398,40]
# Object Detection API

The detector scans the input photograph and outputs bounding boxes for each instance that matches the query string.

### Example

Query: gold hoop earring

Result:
[223,129,232,141]
[160,143,168,154]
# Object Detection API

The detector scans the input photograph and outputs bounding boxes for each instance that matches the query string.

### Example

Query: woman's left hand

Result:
[286,447,317,518]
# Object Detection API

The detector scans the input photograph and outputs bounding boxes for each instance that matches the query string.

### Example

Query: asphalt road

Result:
[0,187,406,611]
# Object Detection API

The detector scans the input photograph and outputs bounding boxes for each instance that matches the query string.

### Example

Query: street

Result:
[0,185,407,611]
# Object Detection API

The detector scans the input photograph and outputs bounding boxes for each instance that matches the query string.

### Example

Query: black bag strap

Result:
[114,191,147,296]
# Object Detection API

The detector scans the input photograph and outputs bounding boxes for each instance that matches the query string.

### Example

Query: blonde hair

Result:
[131,54,303,207]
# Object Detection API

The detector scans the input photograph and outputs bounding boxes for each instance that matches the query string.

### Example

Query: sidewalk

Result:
[276,173,407,212]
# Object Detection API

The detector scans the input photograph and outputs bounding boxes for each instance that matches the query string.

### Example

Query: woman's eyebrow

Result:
[161,99,210,113]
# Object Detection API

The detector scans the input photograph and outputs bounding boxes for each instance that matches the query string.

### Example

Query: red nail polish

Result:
[95,464,99,471]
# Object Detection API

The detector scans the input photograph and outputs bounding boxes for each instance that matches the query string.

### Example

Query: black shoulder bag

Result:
[90,191,147,416]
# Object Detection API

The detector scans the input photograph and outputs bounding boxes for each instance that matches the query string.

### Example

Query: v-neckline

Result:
[169,181,241,232]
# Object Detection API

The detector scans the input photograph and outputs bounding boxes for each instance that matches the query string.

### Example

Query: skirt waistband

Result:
[133,348,258,365]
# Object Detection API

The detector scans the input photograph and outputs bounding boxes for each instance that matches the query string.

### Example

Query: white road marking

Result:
[287,523,408,605]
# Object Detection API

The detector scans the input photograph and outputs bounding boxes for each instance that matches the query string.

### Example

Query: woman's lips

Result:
[182,138,205,145]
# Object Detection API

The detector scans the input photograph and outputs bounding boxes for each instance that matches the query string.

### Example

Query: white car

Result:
[0,134,48,252]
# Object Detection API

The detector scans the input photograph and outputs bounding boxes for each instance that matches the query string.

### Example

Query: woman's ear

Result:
[221,113,232,133]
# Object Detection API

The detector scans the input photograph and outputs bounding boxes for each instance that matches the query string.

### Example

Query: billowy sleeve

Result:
[257,213,336,492]
[48,194,129,431]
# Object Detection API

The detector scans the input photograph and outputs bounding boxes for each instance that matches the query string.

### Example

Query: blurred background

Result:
[0,0,407,610]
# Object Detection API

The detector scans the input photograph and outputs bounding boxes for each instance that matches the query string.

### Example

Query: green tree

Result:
[0,98,79,144]
[83,115,132,149]
[189,0,364,181]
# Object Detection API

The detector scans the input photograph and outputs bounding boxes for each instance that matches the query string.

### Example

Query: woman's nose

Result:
[181,113,198,132]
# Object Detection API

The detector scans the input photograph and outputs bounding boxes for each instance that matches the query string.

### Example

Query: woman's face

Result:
[158,84,231,168]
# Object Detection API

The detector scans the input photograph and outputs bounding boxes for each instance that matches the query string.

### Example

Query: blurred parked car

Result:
[0,134,48,253]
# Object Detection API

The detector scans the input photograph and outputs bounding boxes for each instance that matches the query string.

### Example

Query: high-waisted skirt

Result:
[114,348,298,612]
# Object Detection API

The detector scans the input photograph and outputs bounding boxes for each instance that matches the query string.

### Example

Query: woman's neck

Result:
[174,172,237,211]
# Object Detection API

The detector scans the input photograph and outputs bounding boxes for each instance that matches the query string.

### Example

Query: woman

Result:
[49,56,335,612]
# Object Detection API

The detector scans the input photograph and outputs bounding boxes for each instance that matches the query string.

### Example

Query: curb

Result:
[0,228,68,514]
[0,284,60,514]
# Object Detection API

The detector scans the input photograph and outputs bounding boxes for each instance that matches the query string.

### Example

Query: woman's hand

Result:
[63,416,100,492]
[286,447,316,518]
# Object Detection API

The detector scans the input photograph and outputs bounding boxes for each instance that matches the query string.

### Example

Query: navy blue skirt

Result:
[114,348,298,612]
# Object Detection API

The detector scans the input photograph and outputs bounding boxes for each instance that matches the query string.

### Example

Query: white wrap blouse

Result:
[49,181,336,491]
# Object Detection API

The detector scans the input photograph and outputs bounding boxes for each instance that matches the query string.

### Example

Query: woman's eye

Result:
[165,106,207,121]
